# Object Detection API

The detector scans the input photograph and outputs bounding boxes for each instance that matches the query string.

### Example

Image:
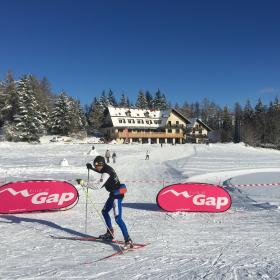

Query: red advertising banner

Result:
[157,182,231,212]
[0,180,79,214]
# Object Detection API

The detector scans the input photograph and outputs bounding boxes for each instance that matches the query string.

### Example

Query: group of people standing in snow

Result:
[91,147,150,163]
[105,149,117,163]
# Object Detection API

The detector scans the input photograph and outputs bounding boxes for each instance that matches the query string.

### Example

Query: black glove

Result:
[86,163,93,169]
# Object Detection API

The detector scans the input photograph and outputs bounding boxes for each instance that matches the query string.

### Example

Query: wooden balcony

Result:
[116,131,184,139]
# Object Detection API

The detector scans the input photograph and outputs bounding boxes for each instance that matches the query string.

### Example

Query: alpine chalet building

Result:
[101,106,211,144]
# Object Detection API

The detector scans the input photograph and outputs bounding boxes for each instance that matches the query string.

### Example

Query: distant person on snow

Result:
[105,149,111,163]
[112,152,117,163]
[145,150,150,160]
[86,156,133,248]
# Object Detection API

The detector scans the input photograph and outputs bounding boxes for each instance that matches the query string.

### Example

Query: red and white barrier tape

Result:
[123,180,175,184]
[123,181,280,187]
[227,182,280,187]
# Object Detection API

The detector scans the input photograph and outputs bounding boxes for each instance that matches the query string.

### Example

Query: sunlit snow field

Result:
[1,139,280,280]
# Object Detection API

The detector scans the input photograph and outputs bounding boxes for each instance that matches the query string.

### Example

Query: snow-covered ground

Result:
[1,141,280,279]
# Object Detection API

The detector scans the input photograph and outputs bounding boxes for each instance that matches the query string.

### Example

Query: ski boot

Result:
[98,228,114,240]
[124,236,134,249]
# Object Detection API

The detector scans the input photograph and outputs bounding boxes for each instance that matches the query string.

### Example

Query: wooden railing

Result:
[116,131,184,139]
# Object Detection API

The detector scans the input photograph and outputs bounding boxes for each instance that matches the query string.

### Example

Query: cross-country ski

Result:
[50,234,148,248]
[50,235,150,263]
[93,244,149,263]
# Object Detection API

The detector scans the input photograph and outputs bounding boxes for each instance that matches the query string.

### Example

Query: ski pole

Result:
[85,169,89,233]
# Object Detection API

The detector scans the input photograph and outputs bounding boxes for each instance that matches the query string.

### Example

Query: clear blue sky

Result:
[1,0,280,107]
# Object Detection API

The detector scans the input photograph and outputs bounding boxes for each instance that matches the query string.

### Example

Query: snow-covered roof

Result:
[187,118,212,131]
[107,106,172,129]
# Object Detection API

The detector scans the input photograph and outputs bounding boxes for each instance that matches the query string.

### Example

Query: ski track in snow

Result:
[1,142,280,279]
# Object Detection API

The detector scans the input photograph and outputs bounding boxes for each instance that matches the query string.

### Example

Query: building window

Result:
[176,129,180,133]
[168,129,172,133]
[119,119,123,123]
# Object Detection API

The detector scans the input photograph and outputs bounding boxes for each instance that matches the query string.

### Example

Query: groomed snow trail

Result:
[1,142,280,279]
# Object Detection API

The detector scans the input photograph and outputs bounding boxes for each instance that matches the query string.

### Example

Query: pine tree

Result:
[190,102,201,118]
[220,106,233,143]
[233,102,243,143]
[145,91,153,109]
[135,90,148,109]
[119,93,129,107]
[153,89,168,110]
[243,99,254,120]
[180,102,192,118]
[108,89,117,106]
[273,98,280,146]
[266,97,280,146]
[0,72,17,126]
[68,98,87,134]
[49,92,73,135]
[254,98,266,144]
[273,96,280,110]
[243,99,257,145]
[78,102,88,130]
[29,75,50,133]
[126,96,132,107]
[87,97,105,132]
[4,75,44,142]
[200,98,221,130]
[99,90,110,108]
[0,81,4,126]
[40,77,54,104]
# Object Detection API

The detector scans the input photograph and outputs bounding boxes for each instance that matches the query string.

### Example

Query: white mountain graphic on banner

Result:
[161,189,193,198]
[0,188,33,197]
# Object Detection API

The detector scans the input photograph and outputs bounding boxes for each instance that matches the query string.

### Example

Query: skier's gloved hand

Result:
[86,163,93,169]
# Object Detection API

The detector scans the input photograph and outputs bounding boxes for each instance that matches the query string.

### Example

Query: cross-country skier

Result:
[145,150,150,160]
[86,155,133,248]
